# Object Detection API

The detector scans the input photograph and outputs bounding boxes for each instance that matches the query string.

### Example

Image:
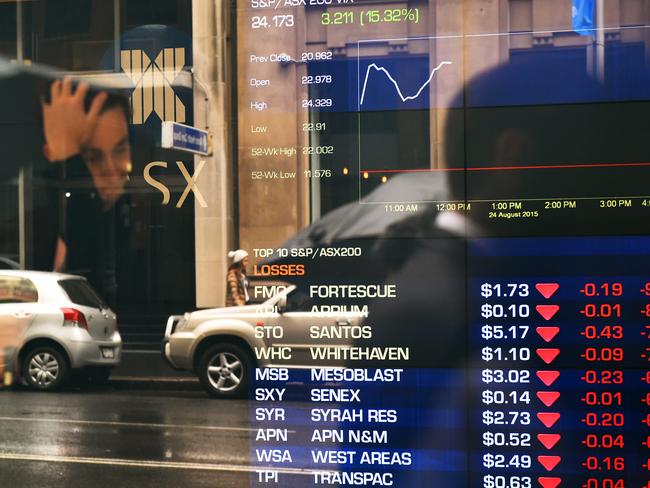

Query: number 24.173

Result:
[251,15,294,28]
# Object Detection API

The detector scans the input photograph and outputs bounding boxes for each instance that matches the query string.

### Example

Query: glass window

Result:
[123,0,192,33]
[0,276,38,303]
[58,278,106,309]
[3,1,650,486]
[0,3,17,59]
[126,0,178,26]
[43,0,92,38]
[35,0,115,71]
[284,286,313,312]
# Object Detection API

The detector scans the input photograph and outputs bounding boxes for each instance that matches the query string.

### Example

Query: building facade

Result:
[0,0,648,333]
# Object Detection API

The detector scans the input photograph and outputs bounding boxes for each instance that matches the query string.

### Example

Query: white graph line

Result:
[359,60,452,106]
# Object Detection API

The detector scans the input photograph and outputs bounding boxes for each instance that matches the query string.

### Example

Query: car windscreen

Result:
[58,279,107,309]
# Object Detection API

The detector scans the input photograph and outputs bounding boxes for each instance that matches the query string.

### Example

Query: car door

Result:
[268,287,362,368]
[0,275,38,374]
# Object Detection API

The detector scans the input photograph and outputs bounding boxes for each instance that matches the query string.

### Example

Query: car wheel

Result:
[23,347,69,391]
[198,344,250,398]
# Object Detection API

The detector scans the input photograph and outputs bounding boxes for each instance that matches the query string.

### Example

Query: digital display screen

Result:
[244,236,650,487]
[1,1,650,487]
[236,1,650,487]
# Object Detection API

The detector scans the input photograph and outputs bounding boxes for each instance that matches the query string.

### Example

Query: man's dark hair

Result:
[35,78,130,128]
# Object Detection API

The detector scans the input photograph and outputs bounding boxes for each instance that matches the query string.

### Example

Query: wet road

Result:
[0,387,253,487]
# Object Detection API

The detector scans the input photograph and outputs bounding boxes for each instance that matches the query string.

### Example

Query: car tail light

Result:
[61,308,88,330]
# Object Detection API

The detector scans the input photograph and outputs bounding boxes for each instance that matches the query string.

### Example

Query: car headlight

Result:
[175,313,191,332]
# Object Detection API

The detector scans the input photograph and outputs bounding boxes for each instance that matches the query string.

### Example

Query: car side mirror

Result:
[277,296,287,314]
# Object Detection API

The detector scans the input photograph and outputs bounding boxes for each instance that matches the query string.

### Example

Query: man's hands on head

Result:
[41,77,107,162]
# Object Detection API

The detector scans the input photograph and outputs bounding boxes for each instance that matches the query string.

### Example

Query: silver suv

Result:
[163,285,365,398]
[0,271,121,391]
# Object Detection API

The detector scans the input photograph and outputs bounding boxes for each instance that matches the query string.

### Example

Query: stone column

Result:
[193,0,234,307]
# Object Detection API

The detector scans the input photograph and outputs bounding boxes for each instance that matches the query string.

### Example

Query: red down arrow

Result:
[537,433,561,449]
[536,326,560,342]
[536,305,560,321]
[538,477,562,488]
[536,391,561,407]
[537,412,561,428]
[537,348,560,364]
[535,283,560,299]
[538,455,561,471]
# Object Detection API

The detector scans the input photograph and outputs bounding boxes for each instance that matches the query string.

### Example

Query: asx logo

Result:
[144,161,207,208]
[121,48,186,125]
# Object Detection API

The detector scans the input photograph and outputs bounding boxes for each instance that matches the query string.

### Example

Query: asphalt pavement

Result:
[110,349,198,388]
[0,386,253,487]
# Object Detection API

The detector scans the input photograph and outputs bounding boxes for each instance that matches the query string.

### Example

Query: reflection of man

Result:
[41,77,131,208]
[342,55,633,486]
[38,77,131,305]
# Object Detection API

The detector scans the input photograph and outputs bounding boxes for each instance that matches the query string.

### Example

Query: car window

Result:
[284,287,314,312]
[0,276,39,303]
[0,257,19,270]
[58,279,107,309]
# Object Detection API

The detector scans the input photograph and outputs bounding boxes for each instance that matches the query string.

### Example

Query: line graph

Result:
[358,60,452,107]
[354,32,650,205]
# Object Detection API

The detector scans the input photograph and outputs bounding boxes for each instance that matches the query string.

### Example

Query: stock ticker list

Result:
[249,280,430,487]
[249,237,650,487]
[240,0,650,485]
[470,236,650,488]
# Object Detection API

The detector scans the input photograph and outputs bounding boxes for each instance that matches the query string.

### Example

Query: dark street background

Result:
[0,386,252,487]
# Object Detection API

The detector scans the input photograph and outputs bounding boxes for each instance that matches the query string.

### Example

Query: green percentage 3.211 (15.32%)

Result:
[321,8,420,26]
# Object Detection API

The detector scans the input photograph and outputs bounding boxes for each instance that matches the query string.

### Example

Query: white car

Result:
[0,271,122,391]
[163,284,368,398]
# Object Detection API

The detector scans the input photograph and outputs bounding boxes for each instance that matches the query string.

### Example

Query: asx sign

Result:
[144,161,208,208]
[121,48,186,125]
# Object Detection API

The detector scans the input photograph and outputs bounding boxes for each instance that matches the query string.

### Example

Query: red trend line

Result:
[360,161,650,173]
